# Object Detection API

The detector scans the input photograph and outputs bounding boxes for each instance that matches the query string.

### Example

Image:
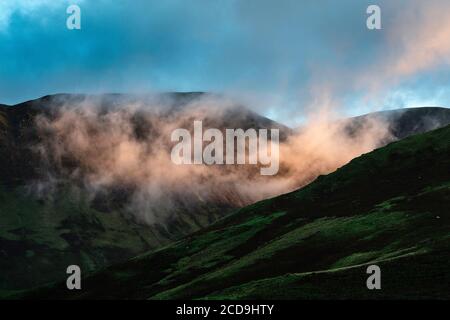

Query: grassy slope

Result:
[0,186,172,296]
[0,104,167,294]
[0,183,229,296]
[22,124,450,300]
[0,101,228,295]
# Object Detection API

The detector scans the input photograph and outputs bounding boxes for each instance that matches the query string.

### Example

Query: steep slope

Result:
[0,185,170,295]
[0,93,291,187]
[23,124,450,299]
[2,97,449,298]
[0,93,289,294]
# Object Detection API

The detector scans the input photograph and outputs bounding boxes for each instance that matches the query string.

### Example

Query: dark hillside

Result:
[21,124,450,299]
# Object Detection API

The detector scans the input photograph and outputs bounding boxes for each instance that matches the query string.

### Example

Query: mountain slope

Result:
[344,107,450,140]
[0,93,289,294]
[0,93,291,187]
[22,124,450,299]
[2,97,449,299]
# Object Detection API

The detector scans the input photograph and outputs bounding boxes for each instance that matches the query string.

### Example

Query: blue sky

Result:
[1,0,450,125]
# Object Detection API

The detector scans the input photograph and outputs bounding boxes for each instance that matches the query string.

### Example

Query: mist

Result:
[28,94,392,225]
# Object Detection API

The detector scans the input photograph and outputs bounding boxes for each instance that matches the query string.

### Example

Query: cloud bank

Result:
[30,95,391,225]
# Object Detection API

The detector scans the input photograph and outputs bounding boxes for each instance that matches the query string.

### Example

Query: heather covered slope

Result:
[0,93,287,294]
[22,124,450,300]
[1,99,450,299]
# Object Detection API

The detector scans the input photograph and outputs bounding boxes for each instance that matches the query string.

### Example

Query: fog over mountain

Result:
[1,93,450,292]
[1,93,449,224]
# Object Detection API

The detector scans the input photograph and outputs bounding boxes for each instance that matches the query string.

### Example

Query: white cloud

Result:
[0,0,84,32]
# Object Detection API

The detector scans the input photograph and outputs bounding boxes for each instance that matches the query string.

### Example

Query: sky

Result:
[1,0,450,125]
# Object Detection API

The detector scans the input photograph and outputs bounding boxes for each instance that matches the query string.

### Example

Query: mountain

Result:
[0,93,289,295]
[0,93,290,187]
[21,123,450,299]
[343,107,450,141]
[1,94,449,298]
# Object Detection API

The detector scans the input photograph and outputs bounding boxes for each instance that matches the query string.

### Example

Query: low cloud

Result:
[30,95,391,225]
[358,0,450,99]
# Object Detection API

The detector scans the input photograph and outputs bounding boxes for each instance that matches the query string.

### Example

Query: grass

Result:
[0,185,173,294]
[19,124,450,300]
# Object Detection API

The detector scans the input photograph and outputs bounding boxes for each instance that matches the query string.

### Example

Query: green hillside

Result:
[22,124,450,299]
[0,95,237,295]
[0,186,166,296]
[0,182,231,297]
